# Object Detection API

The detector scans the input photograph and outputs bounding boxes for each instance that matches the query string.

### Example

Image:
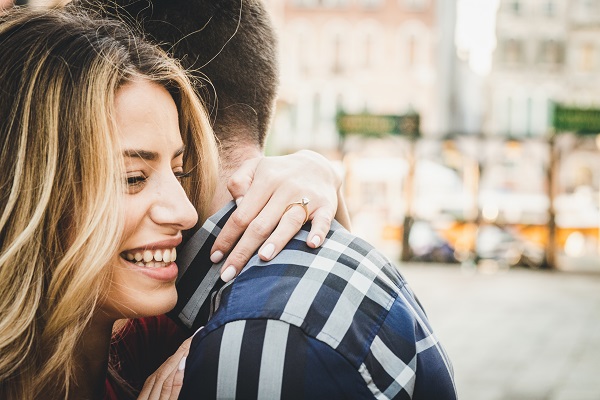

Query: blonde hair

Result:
[0,7,218,399]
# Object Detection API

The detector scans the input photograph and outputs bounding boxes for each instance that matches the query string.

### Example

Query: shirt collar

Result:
[169,201,236,330]
[176,201,236,278]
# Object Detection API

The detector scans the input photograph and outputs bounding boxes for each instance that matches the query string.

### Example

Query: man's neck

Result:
[208,144,263,215]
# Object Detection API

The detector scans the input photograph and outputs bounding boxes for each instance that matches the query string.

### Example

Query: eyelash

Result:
[126,175,146,187]
[175,171,192,181]
[126,171,192,188]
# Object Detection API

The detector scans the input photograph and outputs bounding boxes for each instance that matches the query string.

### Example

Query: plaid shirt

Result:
[170,203,456,399]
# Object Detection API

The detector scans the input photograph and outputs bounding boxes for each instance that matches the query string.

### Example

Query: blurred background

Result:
[261,0,600,273]
[4,0,600,398]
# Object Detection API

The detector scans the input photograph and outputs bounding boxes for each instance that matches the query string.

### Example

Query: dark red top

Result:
[105,315,188,399]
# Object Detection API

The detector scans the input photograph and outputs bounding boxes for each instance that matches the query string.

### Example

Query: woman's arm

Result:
[210,150,351,281]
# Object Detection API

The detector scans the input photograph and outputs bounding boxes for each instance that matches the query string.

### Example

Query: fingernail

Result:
[210,251,224,264]
[235,196,243,207]
[178,356,186,371]
[311,235,321,247]
[221,266,236,282]
[259,243,275,260]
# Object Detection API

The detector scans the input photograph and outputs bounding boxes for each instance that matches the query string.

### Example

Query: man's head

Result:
[79,0,279,154]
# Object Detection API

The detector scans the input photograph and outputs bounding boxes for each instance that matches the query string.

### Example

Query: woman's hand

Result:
[137,336,192,400]
[211,150,350,282]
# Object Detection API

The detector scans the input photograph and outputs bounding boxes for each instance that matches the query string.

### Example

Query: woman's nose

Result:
[150,173,198,230]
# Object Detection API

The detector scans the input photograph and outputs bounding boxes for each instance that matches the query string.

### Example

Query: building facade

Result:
[487,0,600,137]
[264,0,458,154]
[486,0,600,270]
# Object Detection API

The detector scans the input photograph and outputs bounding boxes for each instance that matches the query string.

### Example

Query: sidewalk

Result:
[399,263,600,400]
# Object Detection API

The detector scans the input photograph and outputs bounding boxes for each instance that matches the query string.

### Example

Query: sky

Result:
[455,0,500,75]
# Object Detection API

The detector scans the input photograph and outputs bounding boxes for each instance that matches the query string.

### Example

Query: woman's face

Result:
[100,79,198,320]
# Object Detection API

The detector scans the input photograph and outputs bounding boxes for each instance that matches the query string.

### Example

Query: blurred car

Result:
[408,220,459,264]
[475,224,545,269]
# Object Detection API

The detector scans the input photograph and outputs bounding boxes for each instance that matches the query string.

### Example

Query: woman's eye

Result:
[174,171,192,182]
[126,175,147,187]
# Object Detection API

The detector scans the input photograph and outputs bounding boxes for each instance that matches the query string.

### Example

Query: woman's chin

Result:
[129,288,178,319]
[100,257,179,319]
[99,285,178,321]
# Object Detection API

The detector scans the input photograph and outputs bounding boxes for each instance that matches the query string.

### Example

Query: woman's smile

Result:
[121,247,177,267]
[120,237,182,268]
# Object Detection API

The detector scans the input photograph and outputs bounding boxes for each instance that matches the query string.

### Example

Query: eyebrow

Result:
[122,145,185,161]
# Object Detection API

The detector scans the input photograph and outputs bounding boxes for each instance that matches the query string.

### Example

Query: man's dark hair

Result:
[78,0,279,149]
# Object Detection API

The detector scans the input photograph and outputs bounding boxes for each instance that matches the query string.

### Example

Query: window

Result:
[504,97,514,136]
[575,166,593,188]
[332,34,344,74]
[573,0,600,21]
[543,0,556,16]
[365,34,375,68]
[407,34,417,67]
[396,19,432,69]
[313,92,321,129]
[525,97,533,136]
[580,43,595,72]
[357,29,378,69]
[289,23,313,75]
[504,39,524,64]
[582,0,599,13]
[397,22,428,69]
[508,0,521,15]
[538,40,564,65]
[297,33,310,74]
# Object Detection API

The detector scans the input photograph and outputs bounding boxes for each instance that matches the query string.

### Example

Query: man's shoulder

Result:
[190,224,457,399]
[207,223,425,357]
[252,221,407,287]
[236,222,409,305]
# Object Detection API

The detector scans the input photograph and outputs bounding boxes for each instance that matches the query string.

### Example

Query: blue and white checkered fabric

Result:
[171,203,456,399]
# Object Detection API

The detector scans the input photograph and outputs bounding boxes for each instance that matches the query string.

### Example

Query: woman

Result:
[0,7,344,399]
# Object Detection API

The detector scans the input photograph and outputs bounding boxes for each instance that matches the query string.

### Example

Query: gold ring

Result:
[284,197,310,225]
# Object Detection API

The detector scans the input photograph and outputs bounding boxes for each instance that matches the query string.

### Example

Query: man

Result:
[84,0,456,398]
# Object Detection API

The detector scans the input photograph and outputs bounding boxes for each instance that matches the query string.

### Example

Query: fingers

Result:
[226,156,262,203]
[164,360,185,400]
[138,367,183,400]
[210,189,277,266]
[256,203,310,261]
[306,207,335,248]
[217,198,283,281]
[253,199,338,261]
[211,151,343,282]
[216,193,337,282]
[137,337,192,400]
[210,159,280,267]
[220,195,335,279]
[137,375,156,400]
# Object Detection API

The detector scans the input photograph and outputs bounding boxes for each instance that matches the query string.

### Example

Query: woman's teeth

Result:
[121,247,177,268]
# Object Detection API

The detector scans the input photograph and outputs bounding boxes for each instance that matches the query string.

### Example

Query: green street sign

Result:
[552,104,600,134]
[337,112,420,138]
